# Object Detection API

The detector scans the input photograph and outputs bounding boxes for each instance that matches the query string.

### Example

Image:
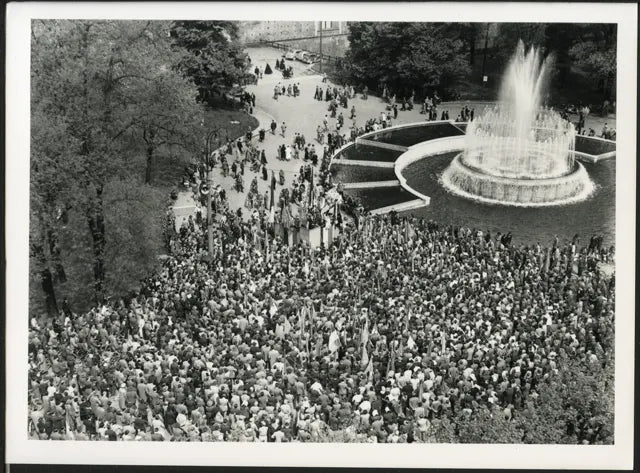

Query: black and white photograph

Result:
[5,2,637,470]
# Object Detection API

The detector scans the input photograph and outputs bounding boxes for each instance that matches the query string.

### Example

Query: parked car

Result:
[284,50,294,60]
[294,50,306,61]
[302,52,318,64]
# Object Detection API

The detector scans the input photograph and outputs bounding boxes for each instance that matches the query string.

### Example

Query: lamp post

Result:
[481,23,490,86]
[319,21,323,74]
[204,128,219,259]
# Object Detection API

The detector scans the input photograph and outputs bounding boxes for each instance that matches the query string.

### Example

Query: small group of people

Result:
[274,82,301,100]
[315,84,355,106]
[274,59,294,79]
[599,123,616,141]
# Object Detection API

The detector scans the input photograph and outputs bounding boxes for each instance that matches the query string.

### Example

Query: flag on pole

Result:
[407,335,416,350]
[328,330,341,353]
[441,329,446,353]
[361,315,369,347]
[275,322,285,340]
[284,316,292,335]
[65,409,75,440]
[544,248,550,273]
[269,171,276,223]
[353,286,359,312]
[361,345,369,369]
[365,357,374,382]
[386,342,396,377]
[299,307,307,331]
[269,300,278,318]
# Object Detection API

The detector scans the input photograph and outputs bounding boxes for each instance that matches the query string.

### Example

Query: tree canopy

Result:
[341,22,617,103]
[170,21,253,104]
[343,22,470,99]
[30,20,204,313]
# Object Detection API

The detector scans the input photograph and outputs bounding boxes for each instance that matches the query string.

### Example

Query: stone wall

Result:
[238,21,349,57]
[239,21,317,42]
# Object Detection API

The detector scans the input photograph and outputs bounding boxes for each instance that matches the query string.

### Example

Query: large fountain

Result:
[442,41,595,206]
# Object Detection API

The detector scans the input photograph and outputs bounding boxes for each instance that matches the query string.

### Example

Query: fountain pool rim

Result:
[329,121,615,213]
[440,153,596,208]
[392,134,602,208]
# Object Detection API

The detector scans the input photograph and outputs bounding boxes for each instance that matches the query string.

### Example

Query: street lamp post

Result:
[319,21,323,74]
[481,23,490,86]
[204,128,219,259]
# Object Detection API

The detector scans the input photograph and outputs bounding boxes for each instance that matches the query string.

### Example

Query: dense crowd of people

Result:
[28,57,616,445]
[28,195,614,442]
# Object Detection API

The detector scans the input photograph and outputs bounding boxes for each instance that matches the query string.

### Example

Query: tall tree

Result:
[31,20,202,310]
[343,22,470,98]
[488,23,548,70]
[170,21,252,104]
[568,24,617,100]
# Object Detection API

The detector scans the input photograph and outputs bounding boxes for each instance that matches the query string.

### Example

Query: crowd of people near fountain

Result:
[26,41,617,444]
[28,191,615,443]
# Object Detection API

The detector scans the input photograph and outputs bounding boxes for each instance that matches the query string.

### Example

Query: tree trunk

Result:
[34,241,59,316]
[47,229,67,283]
[144,129,155,184]
[87,185,106,304]
[469,26,476,66]
[606,71,615,102]
[41,266,59,316]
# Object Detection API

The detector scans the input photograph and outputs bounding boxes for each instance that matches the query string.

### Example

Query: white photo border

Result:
[5,1,637,469]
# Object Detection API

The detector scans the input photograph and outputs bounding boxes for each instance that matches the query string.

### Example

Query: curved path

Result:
[173,46,617,226]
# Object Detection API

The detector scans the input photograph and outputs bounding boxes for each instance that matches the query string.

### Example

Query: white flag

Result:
[328,330,341,353]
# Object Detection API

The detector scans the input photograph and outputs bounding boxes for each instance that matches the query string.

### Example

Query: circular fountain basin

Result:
[330,121,615,245]
[441,153,595,207]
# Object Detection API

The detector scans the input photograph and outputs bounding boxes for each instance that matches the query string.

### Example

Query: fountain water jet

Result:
[442,41,594,206]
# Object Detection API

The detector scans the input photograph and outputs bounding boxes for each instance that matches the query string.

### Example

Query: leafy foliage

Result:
[342,22,617,103]
[568,25,617,99]
[428,355,615,444]
[170,21,252,104]
[343,22,470,97]
[30,20,203,312]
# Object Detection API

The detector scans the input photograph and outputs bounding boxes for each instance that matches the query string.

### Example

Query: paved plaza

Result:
[174,46,616,228]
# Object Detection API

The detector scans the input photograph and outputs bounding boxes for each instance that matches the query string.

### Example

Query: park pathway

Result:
[173,46,617,228]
